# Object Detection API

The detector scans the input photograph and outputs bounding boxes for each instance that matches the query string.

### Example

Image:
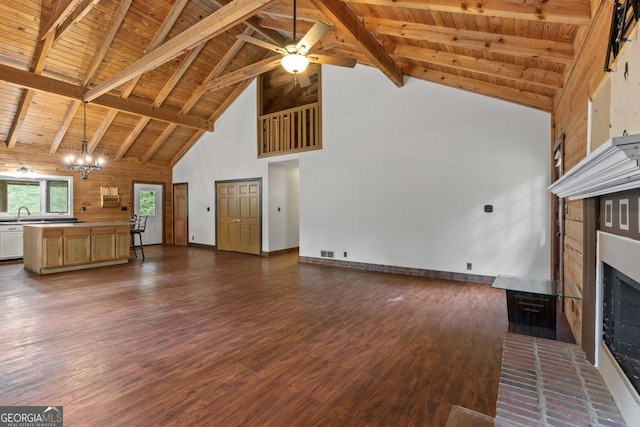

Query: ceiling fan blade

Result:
[297,71,312,88]
[236,33,287,55]
[308,54,357,68]
[243,59,282,77]
[296,22,331,55]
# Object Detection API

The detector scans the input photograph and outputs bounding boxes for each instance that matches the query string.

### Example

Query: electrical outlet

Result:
[344,251,347,258]
[191,235,195,241]
[467,262,472,270]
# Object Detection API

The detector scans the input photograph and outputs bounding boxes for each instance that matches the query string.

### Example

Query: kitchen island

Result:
[23,222,130,274]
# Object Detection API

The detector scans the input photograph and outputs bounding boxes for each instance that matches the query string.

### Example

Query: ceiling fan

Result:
[236,0,357,86]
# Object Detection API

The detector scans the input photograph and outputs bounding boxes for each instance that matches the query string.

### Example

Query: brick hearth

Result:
[495,333,626,427]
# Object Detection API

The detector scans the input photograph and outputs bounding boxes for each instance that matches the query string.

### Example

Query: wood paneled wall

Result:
[0,144,173,243]
[553,0,616,346]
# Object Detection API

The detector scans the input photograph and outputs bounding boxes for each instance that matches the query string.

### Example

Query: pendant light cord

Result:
[83,101,87,142]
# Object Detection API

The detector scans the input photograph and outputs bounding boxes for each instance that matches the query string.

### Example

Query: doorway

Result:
[133,183,163,245]
[173,183,188,246]
[216,178,262,255]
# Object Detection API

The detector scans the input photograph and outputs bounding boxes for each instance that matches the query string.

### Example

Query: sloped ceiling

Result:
[0,0,592,167]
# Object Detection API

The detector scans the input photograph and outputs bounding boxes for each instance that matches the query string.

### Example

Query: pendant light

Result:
[64,101,104,180]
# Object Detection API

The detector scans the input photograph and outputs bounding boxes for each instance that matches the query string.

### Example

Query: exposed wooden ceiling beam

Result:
[49,0,134,154]
[54,0,101,43]
[7,3,60,149]
[87,109,118,154]
[120,45,205,161]
[144,28,254,163]
[84,0,276,102]
[344,0,593,25]
[40,0,84,41]
[393,44,564,89]
[7,0,64,149]
[403,64,554,111]
[257,16,317,39]
[6,91,36,149]
[49,101,81,154]
[0,63,212,130]
[91,0,190,156]
[311,0,404,87]
[115,118,150,160]
[169,129,207,168]
[83,0,131,86]
[262,3,329,22]
[199,56,279,93]
[364,17,575,64]
[210,0,288,45]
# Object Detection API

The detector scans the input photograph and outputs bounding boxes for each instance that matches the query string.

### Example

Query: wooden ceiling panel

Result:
[56,103,111,152]
[44,1,120,84]
[0,0,594,162]
[152,127,195,162]
[121,120,172,159]
[0,1,46,68]
[16,91,69,146]
[85,111,147,158]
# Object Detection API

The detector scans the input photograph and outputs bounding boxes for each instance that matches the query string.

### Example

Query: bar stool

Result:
[130,215,147,260]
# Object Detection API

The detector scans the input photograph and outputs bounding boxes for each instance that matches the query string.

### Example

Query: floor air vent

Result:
[320,250,335,258]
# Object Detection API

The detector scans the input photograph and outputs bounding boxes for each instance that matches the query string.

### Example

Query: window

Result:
[0,173,73,218]
[6,181,41,213]
[47,181,70,213]
[139,190,156,216]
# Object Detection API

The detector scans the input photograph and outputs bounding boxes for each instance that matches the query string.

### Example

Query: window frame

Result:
[0,172,74,219]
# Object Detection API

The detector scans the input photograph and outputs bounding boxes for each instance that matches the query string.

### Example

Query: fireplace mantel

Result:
[548,133,640,200]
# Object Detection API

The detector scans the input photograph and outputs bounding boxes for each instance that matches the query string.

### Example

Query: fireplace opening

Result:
[603,262,640,395]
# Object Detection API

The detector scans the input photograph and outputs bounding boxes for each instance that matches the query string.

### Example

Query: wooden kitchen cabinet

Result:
[91,225,131,262]
[115,225,131,260]
[64,227,91,265]
[42,228,63,268]
[23,222,130,274]
[91,226,116,262]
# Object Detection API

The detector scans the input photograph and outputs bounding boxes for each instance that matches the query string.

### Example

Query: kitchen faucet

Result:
[17,206,30,222]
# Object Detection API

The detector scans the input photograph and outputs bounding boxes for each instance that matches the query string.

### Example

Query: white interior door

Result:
[134,183,163,245]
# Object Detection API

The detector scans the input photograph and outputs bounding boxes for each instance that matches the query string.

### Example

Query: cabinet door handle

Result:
[518,302,545,308]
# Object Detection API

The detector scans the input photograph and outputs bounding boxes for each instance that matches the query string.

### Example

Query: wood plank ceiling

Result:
[0,0,592,167]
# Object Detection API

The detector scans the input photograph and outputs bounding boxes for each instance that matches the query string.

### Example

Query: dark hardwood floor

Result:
[0,246,508,426]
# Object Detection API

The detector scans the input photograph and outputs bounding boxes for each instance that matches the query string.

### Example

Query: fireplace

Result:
[597,231,640,423]
[548,134,640,424]
[602,263,640,395]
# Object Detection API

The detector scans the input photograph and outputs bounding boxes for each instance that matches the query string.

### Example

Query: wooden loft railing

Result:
[258,102,321,158]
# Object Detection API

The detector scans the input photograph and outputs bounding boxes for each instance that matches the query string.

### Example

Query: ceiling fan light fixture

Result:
[281,54,309,74]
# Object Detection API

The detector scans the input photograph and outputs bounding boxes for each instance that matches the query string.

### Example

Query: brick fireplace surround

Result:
[495,333,626,426]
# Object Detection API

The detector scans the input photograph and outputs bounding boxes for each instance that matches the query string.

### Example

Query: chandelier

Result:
[64,101,104,180]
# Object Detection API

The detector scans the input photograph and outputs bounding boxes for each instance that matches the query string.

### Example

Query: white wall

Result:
[174,64,551,279]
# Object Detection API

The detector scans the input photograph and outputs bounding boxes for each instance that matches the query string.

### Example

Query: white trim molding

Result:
[548,134,640,200]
